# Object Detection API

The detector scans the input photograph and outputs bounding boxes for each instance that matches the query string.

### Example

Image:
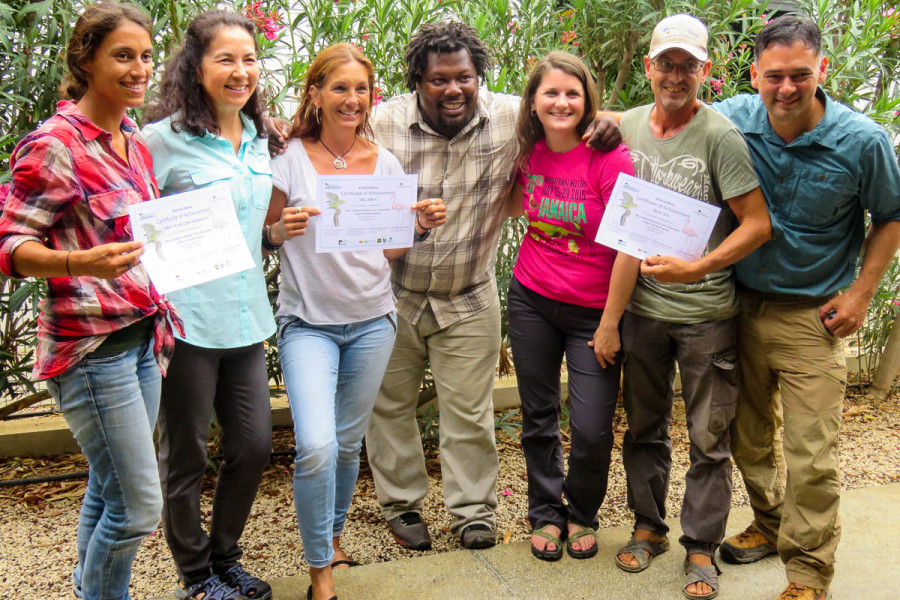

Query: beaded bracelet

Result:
[262,225,283,252]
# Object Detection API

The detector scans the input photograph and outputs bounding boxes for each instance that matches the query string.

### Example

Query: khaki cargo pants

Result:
[731,290,846,589]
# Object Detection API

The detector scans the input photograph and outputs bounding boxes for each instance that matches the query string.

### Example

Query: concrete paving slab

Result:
[151,483,899,600]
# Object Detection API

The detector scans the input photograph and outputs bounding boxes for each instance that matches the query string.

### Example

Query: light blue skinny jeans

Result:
[278,313,396,568]
[46,337,163,600]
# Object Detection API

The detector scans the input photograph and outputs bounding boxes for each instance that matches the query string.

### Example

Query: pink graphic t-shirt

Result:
[513,140,635,309]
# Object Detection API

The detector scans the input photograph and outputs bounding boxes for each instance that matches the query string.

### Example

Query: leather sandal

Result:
[530,524,563,561]
[614,535,671,572]
[682,558,721,600]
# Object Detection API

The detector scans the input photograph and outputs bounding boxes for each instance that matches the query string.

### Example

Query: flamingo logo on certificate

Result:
[315,174,419,253]
[595,173,720,262]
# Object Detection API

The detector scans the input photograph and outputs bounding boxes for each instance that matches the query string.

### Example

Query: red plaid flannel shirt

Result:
[0,101,182,379]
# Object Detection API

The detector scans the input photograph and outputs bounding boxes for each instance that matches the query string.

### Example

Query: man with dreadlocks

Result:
[363,21,620,551]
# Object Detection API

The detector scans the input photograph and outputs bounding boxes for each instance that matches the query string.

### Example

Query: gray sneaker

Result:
[388,511,432,550]
[460,523,496,550]
[175,573,245,600]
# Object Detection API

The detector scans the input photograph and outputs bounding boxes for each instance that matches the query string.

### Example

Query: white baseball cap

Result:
[649,14,708,61]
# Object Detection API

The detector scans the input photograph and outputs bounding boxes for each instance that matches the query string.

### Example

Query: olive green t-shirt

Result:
[621,103,759,323]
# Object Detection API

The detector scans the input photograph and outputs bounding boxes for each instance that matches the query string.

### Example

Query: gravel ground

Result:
[2,387,899,599]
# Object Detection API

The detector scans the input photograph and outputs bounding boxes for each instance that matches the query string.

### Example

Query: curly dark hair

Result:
[144,10,266,138]
[403,21,491,92]
[61,2,151,101]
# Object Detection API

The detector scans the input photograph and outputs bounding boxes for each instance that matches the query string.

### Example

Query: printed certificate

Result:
[595,173,721,262]
[128,182,256,294]
[314,174,419,253]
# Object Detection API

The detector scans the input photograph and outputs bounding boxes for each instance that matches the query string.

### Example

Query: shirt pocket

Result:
[790,167,857,228]
[86,188,141,221]
[247,158,273,209]
[189,168,233,188]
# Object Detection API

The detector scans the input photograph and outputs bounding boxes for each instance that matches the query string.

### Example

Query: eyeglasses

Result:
[651,58,704,74]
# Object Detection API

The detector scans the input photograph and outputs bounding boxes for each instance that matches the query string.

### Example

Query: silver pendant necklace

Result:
[319,136,356,170]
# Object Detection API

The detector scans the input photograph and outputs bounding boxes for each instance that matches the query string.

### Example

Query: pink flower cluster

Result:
[373,86,383,106]
[561,30,579,46]
[244,1,285,41]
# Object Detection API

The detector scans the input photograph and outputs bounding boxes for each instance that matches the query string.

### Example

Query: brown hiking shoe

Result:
[719,524,777,564]
[774,582,831,600]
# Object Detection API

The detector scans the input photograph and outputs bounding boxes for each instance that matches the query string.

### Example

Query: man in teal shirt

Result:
[713,16,900,600]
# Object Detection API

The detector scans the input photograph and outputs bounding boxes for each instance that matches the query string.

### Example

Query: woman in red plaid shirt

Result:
[0,3,179,599]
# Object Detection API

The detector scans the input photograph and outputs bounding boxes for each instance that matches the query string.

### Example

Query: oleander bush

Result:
[1,0,898,413]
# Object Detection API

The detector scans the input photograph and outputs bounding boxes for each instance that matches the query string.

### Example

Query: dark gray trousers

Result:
[621,311,738,556]
[157,340,272,584]
[508,277,620,531]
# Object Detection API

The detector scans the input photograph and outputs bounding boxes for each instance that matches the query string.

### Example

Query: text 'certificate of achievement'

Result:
[315,174,419,253]
[128,182,256,294]
[595,173,721,262]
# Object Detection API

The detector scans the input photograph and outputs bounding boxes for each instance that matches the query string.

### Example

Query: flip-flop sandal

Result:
[566,522,598,559]
[614,535,671,572]
[682,558,721,600]
[330,559,360,569]
[306,584,337,600]
[530,524,563,561]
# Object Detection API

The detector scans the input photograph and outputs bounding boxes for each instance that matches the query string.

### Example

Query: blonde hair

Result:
[290,43,376,141]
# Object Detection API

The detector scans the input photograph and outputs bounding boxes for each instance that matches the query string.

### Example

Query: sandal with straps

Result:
[530,524,563,561]
[683,558,721,600]
[614,534,671,572]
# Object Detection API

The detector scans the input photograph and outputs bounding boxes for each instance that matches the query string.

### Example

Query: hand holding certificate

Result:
[595,173,721,269]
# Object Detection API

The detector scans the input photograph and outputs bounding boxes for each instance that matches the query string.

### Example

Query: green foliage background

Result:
[1,0,898,412]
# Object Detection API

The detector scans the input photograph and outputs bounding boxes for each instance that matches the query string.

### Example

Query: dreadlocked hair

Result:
[403,21,491,92]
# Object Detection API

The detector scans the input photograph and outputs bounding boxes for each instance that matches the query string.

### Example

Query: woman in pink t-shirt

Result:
[504,52,640,562]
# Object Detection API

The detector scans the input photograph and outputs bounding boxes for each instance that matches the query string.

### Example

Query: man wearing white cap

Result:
[612,14,771,600]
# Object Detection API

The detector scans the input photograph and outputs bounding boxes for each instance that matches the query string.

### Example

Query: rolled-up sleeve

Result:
[0,135,79,277]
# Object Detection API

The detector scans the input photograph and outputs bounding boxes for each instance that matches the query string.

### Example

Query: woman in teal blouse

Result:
[142,11,307,600]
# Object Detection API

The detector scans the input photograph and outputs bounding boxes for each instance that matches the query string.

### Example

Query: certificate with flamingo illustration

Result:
[315,174,418,253]
[595,173,720,263]
[128,182,256,294]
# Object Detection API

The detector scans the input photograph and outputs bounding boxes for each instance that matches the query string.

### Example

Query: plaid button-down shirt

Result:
[373,91,519,328]
[0,101,180,379]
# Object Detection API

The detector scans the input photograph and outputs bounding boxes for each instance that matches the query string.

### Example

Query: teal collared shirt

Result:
[714,89,900,296]
[142,114,275,348]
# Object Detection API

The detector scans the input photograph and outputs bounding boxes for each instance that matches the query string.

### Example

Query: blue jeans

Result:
[278,313,396,568]
[46,338,163,600]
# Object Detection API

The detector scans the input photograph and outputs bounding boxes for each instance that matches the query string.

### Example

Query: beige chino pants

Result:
[365,300,500,536]
[731,290,846,589]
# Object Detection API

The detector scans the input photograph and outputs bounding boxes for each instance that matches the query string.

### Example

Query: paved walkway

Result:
[153,483,900,600]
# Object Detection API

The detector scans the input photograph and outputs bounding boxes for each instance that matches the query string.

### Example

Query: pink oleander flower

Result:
[710,78,724,94]
[373,86,383,105]
[761,12,770,25]
[507,20,518,34]
[244,2,284,41]
[362,33,370,41]
[525,55,538,72]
